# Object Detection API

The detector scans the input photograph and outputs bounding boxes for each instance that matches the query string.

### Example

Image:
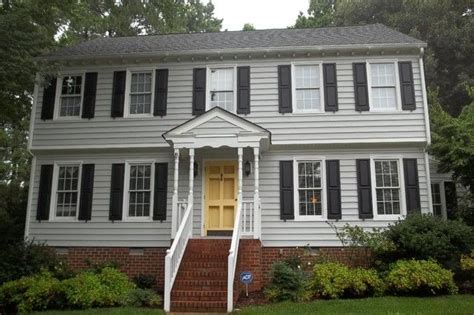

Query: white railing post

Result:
[188,148,194,206]
[253,147,260,239]
[238,148,243,203]
[164,252,171,311]
[171,148,180,238]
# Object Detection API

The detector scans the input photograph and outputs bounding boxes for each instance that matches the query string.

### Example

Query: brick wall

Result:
[57,247,168,291]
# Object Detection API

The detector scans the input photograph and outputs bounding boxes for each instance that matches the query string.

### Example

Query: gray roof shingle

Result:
[46,24,426,59]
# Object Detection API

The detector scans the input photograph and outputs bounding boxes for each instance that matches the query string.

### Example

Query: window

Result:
[129,71,153,115]
[431,183,442,217]
[294,65,321,111]
[59,75,82,117]
[209,68,234,111]
[369,63,397,111]
[296,161,323,217]
[55,165,80,218]
[128,163,152,218]
[374,160,401,215]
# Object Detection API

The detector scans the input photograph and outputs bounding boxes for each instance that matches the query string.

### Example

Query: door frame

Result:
[201,159,238,236]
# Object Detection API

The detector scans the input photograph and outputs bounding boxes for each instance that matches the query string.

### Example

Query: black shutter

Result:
[399,62,416,110]
[280,161,294,220]
[78,164,95,221]
[193,68,206,115]
[353,63,369,111]
[403,158,421,214]
[326,160,341,219]
[111,71,126,117]
[153,163,168,221]
[41,77,57,120]
[323,63,338,112]
[237,66,251,114]
[356,159,373,219]
[109,163,125,221]
[82,72,98,119]
[36,165,54,221]
[154,69,168,116]
[278,65,292,113]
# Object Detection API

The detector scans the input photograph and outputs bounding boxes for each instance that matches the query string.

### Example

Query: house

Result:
[25,24,437,312]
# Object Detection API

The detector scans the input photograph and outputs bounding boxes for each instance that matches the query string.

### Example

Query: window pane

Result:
[295,65,319,88]
[210,68,233,91]
[374,160,400,216]
[128,164,152,217]
[372,87,396,110]
[210,91,234,111]
[61,76,82,95]
[56,165,79,217]
[371,63,395,87]
[296,89,320,111]
[60,96,81,117]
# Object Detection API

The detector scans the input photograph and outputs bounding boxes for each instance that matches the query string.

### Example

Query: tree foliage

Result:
[294,0,473,117]
[242,23,256,31]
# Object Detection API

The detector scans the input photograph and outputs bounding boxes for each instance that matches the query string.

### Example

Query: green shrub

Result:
[127,288,162,307]
[0,241,61,285]
[386,259,458,296]
[61,267,134,308]
[311,262,384,299]
[0,271,61,314]
[132,273,156,289]
[264,261,311,302]
[382,214,474,271]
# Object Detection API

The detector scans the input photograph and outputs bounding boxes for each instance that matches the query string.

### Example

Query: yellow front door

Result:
[204,161,237,235]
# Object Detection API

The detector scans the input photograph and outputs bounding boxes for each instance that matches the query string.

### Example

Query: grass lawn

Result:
[236,295,474,315]
[33,295,474,314]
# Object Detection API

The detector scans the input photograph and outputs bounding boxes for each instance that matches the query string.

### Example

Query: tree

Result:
[242,23,255,31]
[294,0,335,28]
[293,0,474,117]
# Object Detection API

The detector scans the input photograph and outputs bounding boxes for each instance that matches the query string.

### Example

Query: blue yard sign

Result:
[240,271,253,297]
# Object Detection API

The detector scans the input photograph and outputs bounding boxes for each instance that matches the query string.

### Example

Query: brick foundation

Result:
[54,243,371,295]
[56,247,168,291]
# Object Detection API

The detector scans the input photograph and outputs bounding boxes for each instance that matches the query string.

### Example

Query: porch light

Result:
[193,161,198,177]
[244,160,251,177]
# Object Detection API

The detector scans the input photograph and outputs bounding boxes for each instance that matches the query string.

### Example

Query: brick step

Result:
[171,300,227,312]
[175,270,227,279]
[173,279,227,290]
[181,261,228,269]
[182,254,229,261]
[171,290,227,301]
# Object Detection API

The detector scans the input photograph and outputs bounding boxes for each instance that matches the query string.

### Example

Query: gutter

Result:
[40,42,428,62]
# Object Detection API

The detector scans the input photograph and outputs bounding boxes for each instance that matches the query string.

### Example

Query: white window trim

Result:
[431,181,448,220]
[124,68,156,118]
[366,59,402,113]
[49,161,83,222]
[54,73,85,120]
[291,61,325,114]
[293,156,327,221]
[370,155,406,220]
[122,160,155,222]
[205,64,238,112]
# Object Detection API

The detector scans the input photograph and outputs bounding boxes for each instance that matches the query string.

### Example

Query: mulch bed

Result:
[235,291,269,308]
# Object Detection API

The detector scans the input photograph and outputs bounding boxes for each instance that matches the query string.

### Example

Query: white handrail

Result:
[164,202,193,312]
[227,195,243,313]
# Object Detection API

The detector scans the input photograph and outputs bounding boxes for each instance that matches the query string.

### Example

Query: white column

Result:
[171,148,180,238]
[237,148,243,203]
[188,148,194,205]
[253,147,260,239]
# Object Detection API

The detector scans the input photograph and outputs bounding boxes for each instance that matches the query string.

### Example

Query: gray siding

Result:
[31,55,427,149]
[28,146,429,247]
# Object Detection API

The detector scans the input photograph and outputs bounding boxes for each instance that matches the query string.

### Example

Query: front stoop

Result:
[170,239,231,313]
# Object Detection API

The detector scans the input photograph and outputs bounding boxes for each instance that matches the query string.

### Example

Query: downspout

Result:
[419,48,433,213]
[24,74,40,240]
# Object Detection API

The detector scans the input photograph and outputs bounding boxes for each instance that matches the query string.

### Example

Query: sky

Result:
[211,0,310,31]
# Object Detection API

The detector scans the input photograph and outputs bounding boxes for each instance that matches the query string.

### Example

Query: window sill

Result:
[122,218,154,223]
[49,218,79,222]
[124,114,154,119]
[372,215,405,221]
[294,216,326,222]
[53,116,82,121]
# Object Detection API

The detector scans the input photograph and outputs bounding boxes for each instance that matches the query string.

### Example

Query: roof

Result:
[45,24,426,60]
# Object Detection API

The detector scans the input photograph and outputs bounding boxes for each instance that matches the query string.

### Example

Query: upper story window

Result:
[294,65,321,112]
[59,75,83,117]
[124,162,154,220]
[209,68,235,112]
[294,159,325,219]
[373,159,401,216]
[369,63,398,111]
[55,165,80,219]
[129,71,153,115]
